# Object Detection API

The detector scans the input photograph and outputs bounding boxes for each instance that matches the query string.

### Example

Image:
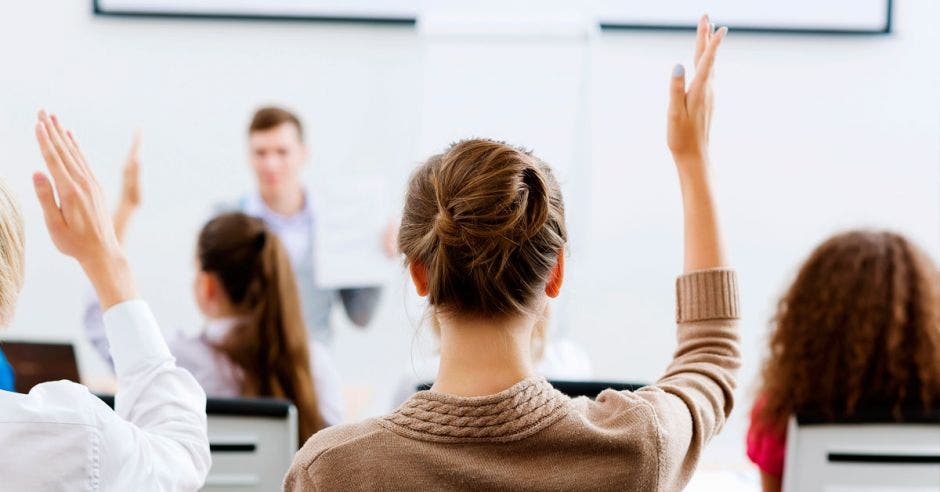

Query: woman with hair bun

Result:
[286,16,737,491]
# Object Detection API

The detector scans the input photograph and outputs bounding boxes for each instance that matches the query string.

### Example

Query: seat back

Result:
[202,397,298,491]
[782,412,940,492]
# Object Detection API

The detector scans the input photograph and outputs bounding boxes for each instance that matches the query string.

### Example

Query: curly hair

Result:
[756,230,940,430]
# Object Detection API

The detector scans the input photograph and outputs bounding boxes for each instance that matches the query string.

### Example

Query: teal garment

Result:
[0,347,14,392]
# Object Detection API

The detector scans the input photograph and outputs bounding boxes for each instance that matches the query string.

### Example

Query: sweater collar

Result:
[380,376,569,443]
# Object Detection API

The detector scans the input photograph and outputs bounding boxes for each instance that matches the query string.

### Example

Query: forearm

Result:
[675,155,726,272]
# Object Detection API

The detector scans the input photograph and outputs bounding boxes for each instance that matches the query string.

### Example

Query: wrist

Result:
[79,250,138,309]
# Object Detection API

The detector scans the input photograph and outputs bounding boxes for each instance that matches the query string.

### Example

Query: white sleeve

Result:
[97,300,211,490]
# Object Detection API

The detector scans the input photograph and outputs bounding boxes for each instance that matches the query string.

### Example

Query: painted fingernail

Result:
[673,64,685,77]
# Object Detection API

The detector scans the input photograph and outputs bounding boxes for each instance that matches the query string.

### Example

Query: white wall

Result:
[1,0,937,477]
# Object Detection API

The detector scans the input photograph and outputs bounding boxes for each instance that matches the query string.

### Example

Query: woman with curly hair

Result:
[748,230,940,491]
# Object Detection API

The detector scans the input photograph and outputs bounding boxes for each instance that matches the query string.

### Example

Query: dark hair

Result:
[198,212,323,442]
[398,139,567,318]
[249,106,304,141]
[756,230,940,430]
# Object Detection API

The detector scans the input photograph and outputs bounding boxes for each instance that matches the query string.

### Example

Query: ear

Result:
[544,250,565,298]
[409,261,429,297]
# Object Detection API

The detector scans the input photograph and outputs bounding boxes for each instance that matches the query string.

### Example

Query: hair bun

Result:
[433,208,462,246]
[519,166,550,240]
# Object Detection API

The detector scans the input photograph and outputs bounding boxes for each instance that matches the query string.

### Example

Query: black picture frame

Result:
[91,0,417,26]
[92,0,892,35]
[599,0,893,35]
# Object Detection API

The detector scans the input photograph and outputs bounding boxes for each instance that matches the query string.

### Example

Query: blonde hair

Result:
[0,178,25,326]
[398,139,567,319]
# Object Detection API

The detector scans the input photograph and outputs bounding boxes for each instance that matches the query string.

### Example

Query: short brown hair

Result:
[757,230,940,429]
[249,106,303,141]
[398,139,567,318]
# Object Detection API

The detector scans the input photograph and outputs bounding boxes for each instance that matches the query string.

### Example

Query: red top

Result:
[746,397,787,478]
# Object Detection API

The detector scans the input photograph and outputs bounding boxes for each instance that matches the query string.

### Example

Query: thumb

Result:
[33,172,66,236]
[668,63,687,119]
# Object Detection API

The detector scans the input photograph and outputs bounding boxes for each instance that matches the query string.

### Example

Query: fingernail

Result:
[673,64,685,77]
[703,14,709,23]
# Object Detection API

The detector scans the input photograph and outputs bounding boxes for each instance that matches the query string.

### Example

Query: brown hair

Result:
[198,213,323,442]
[756,230,940,430]
[398,139,567,318]
[249,106,304,141]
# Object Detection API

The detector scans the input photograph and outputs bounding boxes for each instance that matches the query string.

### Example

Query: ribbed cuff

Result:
[676,268,740,322]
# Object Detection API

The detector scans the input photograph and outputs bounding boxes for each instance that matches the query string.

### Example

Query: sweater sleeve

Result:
[635,268,741,491]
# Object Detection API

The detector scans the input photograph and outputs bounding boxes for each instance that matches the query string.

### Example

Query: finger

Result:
[32,172,66,235]
[41,112,85,184]
[49,114,83,168]
[668,64,687,118]
[35,117,75,192]
[694,14,709,67]
[690,26,727,95]
[65,129,94,178]
[128,130,142,163]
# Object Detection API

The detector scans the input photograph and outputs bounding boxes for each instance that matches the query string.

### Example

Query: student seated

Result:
[285,17,738,491]
[0,111,209,489]
[83,150,342,440]
[747,230,940,492]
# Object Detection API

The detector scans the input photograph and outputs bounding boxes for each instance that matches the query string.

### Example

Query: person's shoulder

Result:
[291,419,389,472]
[0,380,110,426]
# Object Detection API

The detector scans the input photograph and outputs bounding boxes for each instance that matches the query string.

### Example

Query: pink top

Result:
[746,397,787,478]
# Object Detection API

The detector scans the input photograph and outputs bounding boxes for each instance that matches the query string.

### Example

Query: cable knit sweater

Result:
[284,268,740,491]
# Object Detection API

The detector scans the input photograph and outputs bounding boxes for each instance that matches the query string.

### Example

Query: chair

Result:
[782,409,940,492]
[416,380,647,398]
[98,395,298,491]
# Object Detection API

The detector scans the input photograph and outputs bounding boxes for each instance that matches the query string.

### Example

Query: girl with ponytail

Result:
[84,144,341,443]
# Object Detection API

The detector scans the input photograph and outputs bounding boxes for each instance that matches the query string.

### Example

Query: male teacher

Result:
[223,106,393,345]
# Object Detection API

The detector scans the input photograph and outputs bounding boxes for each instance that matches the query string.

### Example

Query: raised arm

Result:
[33,111,210,489]
[634,17,740,491]
[113,131,142,244]
[667,18,728,272]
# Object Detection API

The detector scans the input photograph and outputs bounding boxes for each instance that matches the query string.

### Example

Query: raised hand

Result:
[114,132,142,243]
[666,16,729,272]
[667,15,727,164]
[33,111,137,308]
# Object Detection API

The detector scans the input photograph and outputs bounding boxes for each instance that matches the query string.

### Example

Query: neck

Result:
[261,185,305,216]
[432,312,538,397]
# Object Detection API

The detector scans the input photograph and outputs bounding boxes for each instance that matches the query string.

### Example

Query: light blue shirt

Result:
[222,192,382,345]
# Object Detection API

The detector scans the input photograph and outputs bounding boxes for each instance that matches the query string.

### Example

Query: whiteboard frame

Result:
[92,0,892,34]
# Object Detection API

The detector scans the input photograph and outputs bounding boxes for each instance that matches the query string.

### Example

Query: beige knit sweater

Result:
[284,269,740,491]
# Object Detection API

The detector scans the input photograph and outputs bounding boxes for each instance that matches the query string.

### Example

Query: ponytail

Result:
[198,213,325,443]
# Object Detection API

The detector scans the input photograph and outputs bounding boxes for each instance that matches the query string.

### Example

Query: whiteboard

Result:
[94,0,892,33]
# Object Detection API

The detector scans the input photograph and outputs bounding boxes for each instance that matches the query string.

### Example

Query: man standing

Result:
[224,106,389,344]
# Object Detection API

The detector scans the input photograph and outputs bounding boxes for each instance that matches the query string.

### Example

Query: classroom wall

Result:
[1,0,937,473]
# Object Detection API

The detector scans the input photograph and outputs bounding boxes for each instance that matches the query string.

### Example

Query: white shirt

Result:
[0,300,210,491]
